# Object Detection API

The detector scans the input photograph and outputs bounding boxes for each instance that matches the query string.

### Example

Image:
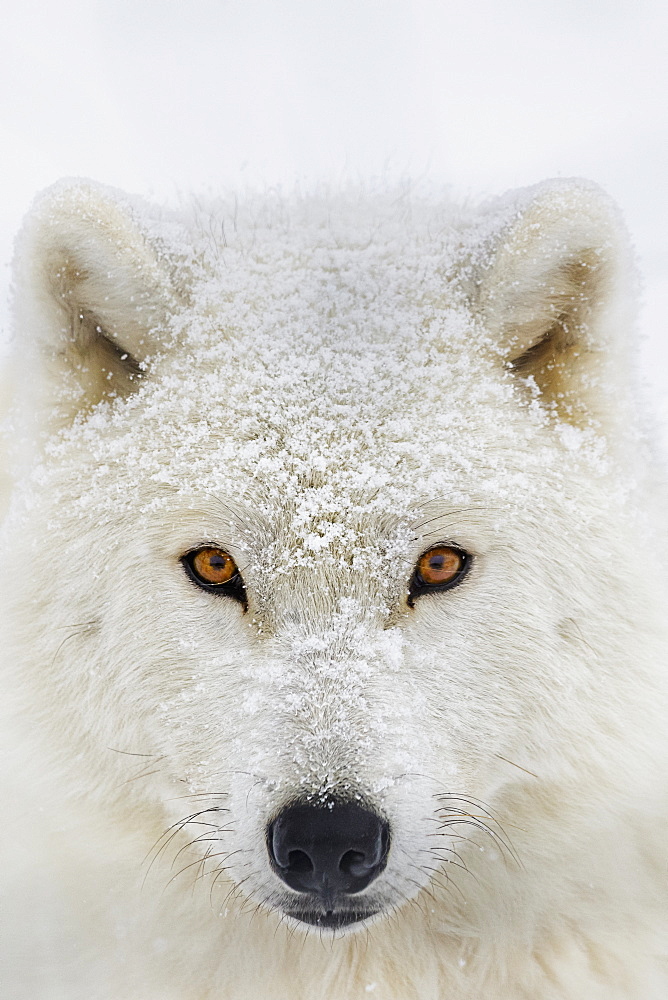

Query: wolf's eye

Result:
[190,548,237,585]
[182,547,247,607]
[408,545,470,606]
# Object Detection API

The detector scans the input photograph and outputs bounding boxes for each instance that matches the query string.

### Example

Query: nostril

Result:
[339,822,390,877]
[287,850,313,874]
[339,849,367,877]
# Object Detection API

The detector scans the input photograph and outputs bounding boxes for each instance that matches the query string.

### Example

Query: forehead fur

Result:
[37,192,621,513]
[36,193,615,554]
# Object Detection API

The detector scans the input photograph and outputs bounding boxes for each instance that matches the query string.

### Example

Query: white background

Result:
[1,0,666,437]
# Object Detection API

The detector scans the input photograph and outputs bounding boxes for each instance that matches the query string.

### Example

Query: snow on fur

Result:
[1,179,667,999]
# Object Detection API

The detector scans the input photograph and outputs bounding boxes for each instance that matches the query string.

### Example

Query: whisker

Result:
[171,829,225,867]
[194,850,244,885]
[166,792,229,801]
[205,493,251,531]
[420,843,468,869]
[494,753,540,780]
[411,504,500,532]
[164,838,235,890]
[55,620,99,631]
[121,768,163,786]
[194,844,214,895]
[209,851,246,905]
[437,815,520,868]
[51,628,91,667]
[142,807,227,882]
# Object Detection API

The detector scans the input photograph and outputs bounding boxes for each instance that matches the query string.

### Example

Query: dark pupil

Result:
[209,555,227,569]
[429,555,446,570]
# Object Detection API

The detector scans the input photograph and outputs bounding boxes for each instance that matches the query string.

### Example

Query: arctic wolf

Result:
[1,178,667,999]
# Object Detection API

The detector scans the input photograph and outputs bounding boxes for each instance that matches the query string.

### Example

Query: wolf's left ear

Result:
[473,179,634,426]
[12,179,180,424]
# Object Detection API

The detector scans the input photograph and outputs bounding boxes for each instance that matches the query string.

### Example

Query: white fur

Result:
[1,179,667,999]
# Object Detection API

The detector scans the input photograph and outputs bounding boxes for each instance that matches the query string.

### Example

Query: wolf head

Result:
[3,179,663,936]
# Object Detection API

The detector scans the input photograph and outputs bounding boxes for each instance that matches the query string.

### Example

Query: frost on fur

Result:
[1,179,667,1000]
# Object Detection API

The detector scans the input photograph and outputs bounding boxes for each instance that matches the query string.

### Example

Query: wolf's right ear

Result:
[12,179,179,423]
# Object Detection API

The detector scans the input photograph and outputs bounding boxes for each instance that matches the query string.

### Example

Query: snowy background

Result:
[1,0,667,440]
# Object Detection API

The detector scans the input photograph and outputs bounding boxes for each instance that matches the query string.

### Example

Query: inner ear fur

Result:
[13,179,177,420]
[476,180,633,426]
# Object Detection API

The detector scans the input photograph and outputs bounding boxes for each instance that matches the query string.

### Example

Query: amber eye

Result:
[417,546,464,585]
[182,547,246,607]
[408,545,470,605]
[190,548,237,584]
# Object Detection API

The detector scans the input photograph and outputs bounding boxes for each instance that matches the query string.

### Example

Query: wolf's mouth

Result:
[283,906,380,929]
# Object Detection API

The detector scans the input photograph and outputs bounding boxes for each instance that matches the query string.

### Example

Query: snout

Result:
[267,800,390,929]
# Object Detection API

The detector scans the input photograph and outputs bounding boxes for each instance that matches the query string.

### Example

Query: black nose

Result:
[267,801,390,898]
